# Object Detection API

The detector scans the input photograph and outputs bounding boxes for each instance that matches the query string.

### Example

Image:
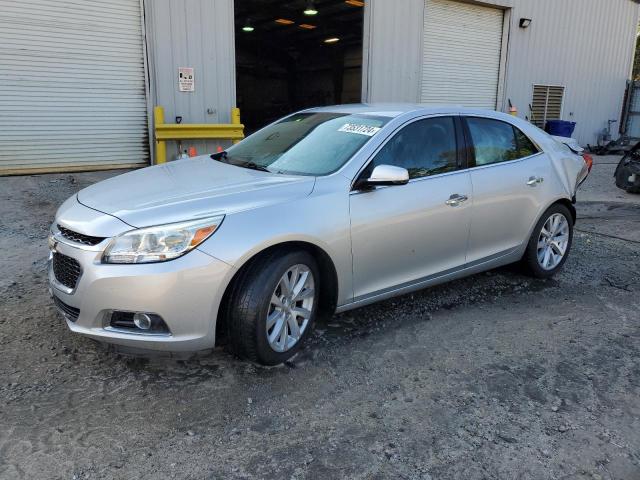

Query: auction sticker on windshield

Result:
[338,123,381,136]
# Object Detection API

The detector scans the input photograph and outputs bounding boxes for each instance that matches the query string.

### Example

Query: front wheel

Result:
[522,204,574,278]
[227,250,320,365]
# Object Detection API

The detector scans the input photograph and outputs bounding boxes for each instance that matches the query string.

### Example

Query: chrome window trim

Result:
[350,113,463,190]
[461,114,545,165]
[466,151,546,172]
[348,167,470,196]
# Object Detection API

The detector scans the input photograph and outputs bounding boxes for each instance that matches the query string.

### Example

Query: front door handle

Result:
[527,176,544,186]
[445,194,469,207]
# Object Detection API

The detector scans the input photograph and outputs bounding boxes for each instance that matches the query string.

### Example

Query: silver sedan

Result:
[49,105,591,365]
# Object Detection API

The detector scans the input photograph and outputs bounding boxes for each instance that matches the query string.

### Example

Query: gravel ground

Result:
[1,156,639,479]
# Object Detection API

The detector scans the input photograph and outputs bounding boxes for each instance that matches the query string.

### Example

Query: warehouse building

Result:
[0,0,638,174]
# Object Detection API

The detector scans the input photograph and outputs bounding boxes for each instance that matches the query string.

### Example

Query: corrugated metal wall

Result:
[144,0,236,161]
[366,0,640,145]
[0,0,149,174]
[420,0,504,108]
[504,0,639,145]
[364,0,425,102]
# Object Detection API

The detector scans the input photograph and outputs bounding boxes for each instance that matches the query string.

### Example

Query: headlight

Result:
[102,215,224,264]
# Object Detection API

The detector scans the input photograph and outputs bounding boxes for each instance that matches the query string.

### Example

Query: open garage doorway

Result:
[234,0,364,134]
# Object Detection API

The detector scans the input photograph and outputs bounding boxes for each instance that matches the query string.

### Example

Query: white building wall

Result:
[0,0,149,174]
[365,0,640,145]
[363,0,425,103]
[144,0,236,160]
[503,0,640,145]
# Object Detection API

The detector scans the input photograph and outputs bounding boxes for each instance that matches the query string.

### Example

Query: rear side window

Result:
[514,128,539,157]
[466,117,538,166]
[369,117,458,179]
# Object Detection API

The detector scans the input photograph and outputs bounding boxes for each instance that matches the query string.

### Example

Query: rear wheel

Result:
[227,250,319,365]
[522,204,573,278]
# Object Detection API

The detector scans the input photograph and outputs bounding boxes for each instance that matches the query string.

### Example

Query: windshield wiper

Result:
[240,161,271,172]
[211,152,270,172]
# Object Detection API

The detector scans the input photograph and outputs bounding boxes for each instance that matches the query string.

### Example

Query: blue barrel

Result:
[545,120,576,137]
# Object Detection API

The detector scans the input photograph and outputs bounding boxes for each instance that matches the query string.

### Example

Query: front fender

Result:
[197,185,353,306]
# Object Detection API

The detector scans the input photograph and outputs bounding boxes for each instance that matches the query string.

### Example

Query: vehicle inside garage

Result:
[234,0,364,133]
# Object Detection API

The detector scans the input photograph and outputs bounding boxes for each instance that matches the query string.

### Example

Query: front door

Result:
[349,116,472,300]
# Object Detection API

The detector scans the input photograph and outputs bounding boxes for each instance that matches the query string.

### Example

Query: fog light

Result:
[109,311,170,334]
[133,313,152,330]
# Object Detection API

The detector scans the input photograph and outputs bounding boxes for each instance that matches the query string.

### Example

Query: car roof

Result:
[306,103,509,119]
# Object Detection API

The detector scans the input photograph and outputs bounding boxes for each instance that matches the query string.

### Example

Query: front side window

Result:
[467,117,539,166]
[366,117,458,180]
[221,112,389,176]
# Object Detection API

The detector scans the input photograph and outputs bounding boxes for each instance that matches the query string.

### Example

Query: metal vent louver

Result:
[531,85,565,128]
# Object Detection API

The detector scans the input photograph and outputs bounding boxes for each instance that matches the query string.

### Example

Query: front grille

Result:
[57,224,105,246]
[52,296,80,322]
[52,253,81,290]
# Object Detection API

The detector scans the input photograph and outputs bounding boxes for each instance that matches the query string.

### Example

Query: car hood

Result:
[77,156,316,228]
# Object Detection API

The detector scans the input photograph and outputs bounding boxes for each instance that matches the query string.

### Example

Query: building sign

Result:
[178,67,194,92]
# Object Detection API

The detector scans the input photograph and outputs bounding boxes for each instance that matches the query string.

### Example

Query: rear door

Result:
[349,116,472,300]
[463,116,551,264]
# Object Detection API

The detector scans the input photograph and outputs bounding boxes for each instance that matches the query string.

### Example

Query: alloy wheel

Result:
[537,213,570,270]
[266,264,315,353]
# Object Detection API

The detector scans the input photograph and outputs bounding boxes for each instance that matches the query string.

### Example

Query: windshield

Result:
[220,112,389,176]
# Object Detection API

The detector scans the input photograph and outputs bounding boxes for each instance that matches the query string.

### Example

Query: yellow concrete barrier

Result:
[154,106,245,164]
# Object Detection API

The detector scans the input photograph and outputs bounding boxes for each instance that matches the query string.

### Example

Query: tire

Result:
[522,203,574,279]
[615,162,640,194]
[227,250,320,365]
[614,146,640,194]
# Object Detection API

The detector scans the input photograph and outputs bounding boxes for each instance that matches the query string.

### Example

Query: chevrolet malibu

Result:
[49,105,591,365]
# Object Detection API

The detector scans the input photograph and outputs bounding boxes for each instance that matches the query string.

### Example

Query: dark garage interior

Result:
[234,0,364,133]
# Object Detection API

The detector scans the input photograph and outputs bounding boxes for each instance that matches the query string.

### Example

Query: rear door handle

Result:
[527,176,544,186]
[445,194,469,207]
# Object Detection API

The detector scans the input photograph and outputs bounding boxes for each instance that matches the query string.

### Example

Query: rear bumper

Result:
[48,234,234,352]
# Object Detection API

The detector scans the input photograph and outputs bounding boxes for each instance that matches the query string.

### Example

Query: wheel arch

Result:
[555,197,577,225]
[532,197,576,233]
[520,196,576,258]
[216,240,339,344]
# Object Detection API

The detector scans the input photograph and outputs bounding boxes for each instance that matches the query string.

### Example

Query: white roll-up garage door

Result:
[421,0,504,109]
[0,0,149,174]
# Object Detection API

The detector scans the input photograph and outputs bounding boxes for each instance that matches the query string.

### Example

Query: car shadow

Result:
[103,263,558,381]
[300,263,556,358]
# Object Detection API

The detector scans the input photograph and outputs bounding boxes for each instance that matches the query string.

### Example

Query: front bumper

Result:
[48,232,234,352]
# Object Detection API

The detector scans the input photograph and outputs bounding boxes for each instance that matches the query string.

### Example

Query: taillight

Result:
[582,153,593,173]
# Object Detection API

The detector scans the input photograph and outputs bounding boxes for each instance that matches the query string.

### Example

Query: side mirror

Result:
[355,164,409,190]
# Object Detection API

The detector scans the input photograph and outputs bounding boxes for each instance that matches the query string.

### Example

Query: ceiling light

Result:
[345,0,364,6]
[304,0,318,15]
[275,18,295,25]
[324,37,340,44]
[299,23,317,29]
[242,18,254,32]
